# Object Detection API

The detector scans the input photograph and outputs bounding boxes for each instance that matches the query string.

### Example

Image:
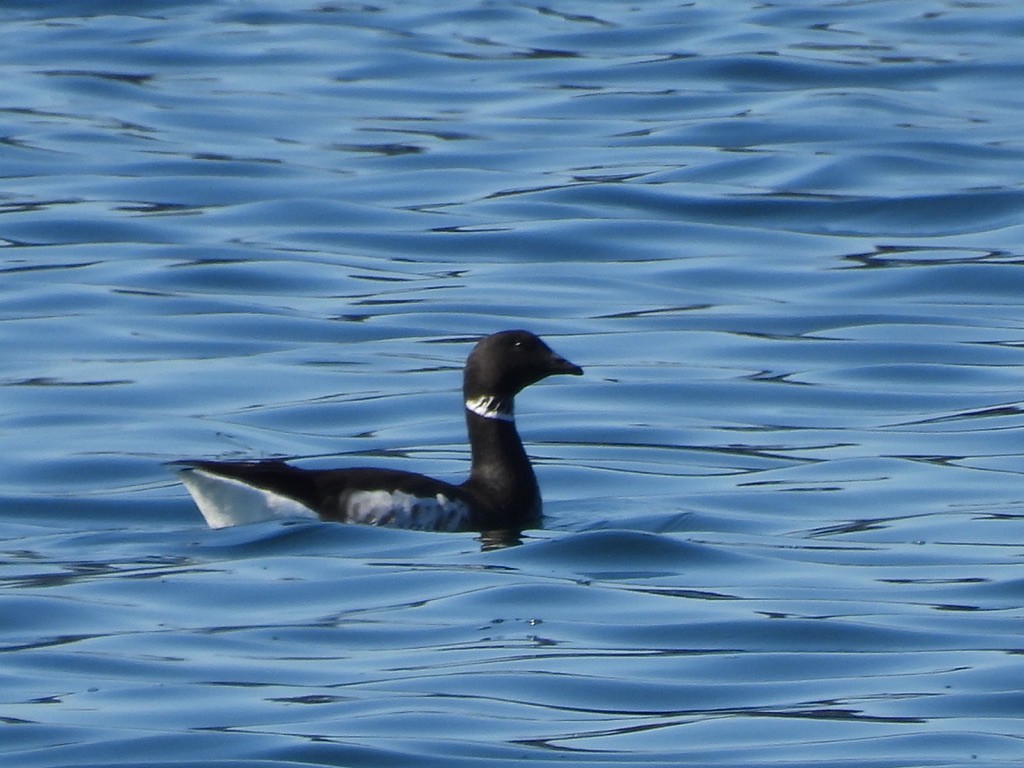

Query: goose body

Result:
[176,330,582,533]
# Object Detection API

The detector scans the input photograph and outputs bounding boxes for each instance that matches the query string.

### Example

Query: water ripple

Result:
[3,1,1024,766]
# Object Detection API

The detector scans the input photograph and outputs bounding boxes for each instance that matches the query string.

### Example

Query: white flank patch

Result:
[345,489,470,531]
[178,467,320,529]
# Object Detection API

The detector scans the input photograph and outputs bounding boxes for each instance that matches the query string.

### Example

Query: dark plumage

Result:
[175,330,582,533]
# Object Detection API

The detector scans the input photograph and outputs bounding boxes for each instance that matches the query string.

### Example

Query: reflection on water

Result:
[477,529,524,550]
[3,0,1024,766]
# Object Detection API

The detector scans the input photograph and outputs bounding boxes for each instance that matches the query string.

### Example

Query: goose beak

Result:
[547,351,583,377]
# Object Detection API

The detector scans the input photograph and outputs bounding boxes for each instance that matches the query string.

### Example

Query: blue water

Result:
[3,1,1024,765]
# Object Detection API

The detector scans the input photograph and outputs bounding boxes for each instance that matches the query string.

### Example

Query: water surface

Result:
[2,2,1024,766]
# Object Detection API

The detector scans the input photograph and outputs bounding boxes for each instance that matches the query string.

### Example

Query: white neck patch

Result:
[465,394,514,422]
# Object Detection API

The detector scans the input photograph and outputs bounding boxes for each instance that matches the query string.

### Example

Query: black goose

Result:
[175,330,582,532]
